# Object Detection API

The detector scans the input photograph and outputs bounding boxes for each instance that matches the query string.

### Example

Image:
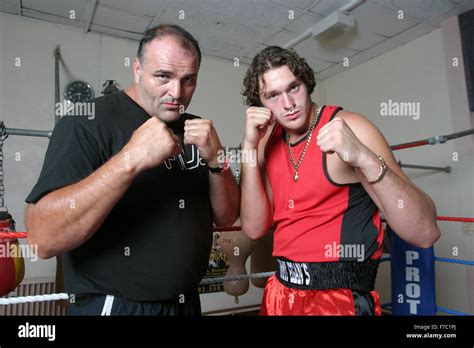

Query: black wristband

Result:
[208,165,224,173]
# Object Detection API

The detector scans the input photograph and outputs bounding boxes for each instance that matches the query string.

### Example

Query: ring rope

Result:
[198,271,275,285]
[2,270,472,316]
[391,140,430,151]
[436,216,474,222]
[0,293,69,305]
[0,231,26,239]
[2,216,473,240]
[390,128,474,151]
[435,257,474,266]
[436,306,471,316]
[381,303,471,316]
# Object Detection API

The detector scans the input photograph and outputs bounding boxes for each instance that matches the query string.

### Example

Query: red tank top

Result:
[265,105,383,262]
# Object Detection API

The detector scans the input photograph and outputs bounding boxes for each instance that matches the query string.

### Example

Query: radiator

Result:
[0,277,66,316]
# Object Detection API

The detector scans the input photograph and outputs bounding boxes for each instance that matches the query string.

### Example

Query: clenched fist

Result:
[316,116,371,168]
[122,117,182,173]
[184,118,223,167]
[243,107,274,149]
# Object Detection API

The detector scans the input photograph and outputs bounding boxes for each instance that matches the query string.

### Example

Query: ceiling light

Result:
[311,11,355,38]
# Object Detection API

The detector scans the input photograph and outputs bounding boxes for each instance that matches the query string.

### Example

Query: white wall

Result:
[0,12,258,312]
[318,27,473,314]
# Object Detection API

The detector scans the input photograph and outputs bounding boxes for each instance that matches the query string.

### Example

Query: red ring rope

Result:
[381,216,474,223]
[1,216,472,240]
[391,140,430,151]
[0,231,26,239]
[436,216,474,222]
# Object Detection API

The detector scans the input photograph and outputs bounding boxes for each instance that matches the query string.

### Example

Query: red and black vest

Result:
[265,105,383,263]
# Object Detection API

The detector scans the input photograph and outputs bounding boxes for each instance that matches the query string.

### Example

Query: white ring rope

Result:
[0,293,69,305]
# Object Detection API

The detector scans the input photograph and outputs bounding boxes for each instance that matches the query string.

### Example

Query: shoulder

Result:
[335,109,370,125]
[335,110,389,149]
[335,110,379,133]
[78,92,129,131]
[57,93,119,125]
[53,93,124,139]
[91,92,125,117]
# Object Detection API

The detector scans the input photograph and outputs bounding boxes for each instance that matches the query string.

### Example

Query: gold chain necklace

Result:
[285,103,320,182]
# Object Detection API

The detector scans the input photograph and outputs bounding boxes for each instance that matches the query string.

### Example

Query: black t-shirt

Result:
[26,91,213,302]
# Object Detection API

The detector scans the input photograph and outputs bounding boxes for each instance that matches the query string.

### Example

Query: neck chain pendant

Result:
[287,103,320,184]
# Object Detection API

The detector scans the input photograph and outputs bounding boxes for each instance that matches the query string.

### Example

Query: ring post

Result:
[389,226,436,315]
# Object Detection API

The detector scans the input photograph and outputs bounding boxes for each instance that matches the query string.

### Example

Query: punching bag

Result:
[220,231,255,302]
[0,211,25,296]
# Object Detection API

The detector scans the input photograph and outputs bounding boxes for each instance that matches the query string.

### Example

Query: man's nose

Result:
[168,80,182,100]
[282,93,295,111]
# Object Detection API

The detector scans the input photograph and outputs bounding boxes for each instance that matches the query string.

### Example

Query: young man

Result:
[25,24,239,315]
[240,46,440,315]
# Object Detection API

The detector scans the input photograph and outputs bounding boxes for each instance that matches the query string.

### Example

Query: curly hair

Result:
[242,46,316,107]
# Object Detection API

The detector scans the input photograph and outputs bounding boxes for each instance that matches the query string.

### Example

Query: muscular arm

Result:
[240,127,274,240]
[26,116,182,259]
[183,118,240,227]
[340,111,441,248]
[26,150,136,259]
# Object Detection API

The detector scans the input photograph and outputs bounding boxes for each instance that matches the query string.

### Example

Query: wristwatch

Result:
[208,157,229,173]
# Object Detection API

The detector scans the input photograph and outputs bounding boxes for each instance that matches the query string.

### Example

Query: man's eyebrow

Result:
[183,73,197,78]
[153,69,173,75]
[152,70,197,79]
[264,78,299,97]
[263,85,276,98]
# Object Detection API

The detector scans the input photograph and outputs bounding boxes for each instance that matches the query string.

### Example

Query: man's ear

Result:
[133,58,142,85]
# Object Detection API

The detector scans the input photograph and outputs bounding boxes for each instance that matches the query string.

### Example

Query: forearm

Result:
[358,154,440,247]
[26,150,137,258]
[240,147,272,240]
[209,169,240,227]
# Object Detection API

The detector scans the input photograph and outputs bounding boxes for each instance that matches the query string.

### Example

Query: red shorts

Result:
[260,275,382,316]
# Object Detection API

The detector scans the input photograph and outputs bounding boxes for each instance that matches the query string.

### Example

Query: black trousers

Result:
[67,291,201,316]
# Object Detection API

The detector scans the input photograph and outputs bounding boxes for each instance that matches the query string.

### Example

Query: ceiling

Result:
[1,0,473,80]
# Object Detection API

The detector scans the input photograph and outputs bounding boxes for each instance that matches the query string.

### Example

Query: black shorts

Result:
[67,291,201,316]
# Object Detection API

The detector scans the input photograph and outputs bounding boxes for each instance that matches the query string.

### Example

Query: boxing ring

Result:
[1,220,473,316]
[0,126,473,316]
